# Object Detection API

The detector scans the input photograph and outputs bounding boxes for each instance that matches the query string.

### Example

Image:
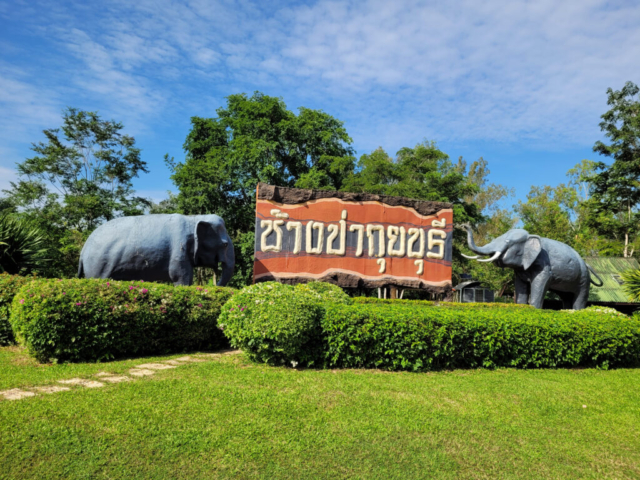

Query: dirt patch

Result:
[99,376,132,383]
[175,356,206,363]
[58,378,104,388]
[33,386,71,394]
[136,363,176,370]
[1,389,36,400]
[129,369,156,377]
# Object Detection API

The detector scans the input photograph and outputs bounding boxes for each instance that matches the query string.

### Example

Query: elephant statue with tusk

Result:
[463,226,602,309]
[78,214,235,286]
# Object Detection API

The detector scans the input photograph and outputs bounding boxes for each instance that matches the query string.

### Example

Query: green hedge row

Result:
[352,297,534,309]
[0,273,37,345]
[322,303,640,370]
[10,278,234,362]
[220,282,640,370]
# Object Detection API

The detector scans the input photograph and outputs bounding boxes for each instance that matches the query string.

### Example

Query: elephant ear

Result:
[523,235,542,270]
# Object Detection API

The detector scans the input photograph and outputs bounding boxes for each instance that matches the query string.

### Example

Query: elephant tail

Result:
[586,264,604,287]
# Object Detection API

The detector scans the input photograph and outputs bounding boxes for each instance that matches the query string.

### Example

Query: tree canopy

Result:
[2,108,149,276]
[169,92,356,285]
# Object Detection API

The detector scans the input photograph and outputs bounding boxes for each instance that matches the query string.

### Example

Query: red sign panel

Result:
[253,184,453,293]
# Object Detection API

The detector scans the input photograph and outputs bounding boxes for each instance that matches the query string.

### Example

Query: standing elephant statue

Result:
[463,226,602,310]
[78,214,235,286]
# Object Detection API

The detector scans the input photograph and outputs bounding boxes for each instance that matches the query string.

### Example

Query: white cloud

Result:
[2,0,640,164]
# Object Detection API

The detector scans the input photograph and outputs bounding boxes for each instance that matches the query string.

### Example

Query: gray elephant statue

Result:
[463,226,602,309]
[78,214,235,286]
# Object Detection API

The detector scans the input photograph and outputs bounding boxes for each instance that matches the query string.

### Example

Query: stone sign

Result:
[253,183,453,294]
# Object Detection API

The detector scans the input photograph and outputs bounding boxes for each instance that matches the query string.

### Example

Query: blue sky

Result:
[1,0,639,208]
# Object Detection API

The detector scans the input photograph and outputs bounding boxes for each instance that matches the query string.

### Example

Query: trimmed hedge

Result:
[353,297,534,309]
[219,282,348,367]
[10,278,234,362]
[0,273,37,345]
[322,303,640,371]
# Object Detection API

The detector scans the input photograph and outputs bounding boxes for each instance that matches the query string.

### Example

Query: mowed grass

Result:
[1,346,639,480]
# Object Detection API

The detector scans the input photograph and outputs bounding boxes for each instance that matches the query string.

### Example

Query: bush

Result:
[10,278,234,362]
[294,281,352,305]
[322,303,640,371]
[219,282,325,367]
[0,273,37,345]
[352,297,534,309]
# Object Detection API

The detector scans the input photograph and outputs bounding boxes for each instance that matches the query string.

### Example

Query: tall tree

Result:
[457,157,516,297]
[170,92,355,286]
[585,81,640,257]
[342,141,483,227]
[3,108,149,276]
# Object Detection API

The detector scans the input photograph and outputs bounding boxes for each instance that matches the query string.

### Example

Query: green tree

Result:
[342,141,483,227]
[457,157,516,297]
[170,92,355,286]
[3,108,150,276]
[585,81,640,257]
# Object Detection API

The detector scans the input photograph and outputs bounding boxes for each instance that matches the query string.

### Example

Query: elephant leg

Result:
[572,288,588,310]
[529,273,551,309]
[515,275,529,304]
[169,260,193,286]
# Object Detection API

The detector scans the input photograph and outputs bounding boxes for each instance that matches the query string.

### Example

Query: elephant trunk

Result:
[465,225,495,255]
[217,242,235,287]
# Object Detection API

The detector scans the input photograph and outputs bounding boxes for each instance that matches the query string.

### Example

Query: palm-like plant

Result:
[0,213,50,274]
[621,268,640,302]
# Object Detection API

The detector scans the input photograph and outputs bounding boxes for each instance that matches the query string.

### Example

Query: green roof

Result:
[585,257,640,303]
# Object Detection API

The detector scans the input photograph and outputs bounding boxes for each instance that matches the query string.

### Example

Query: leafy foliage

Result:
[169,92,355,286]
[0,213,50,275]
[0,273,37,345]
[9,278,234,362]
[621,268,640,302]
[322,302,640,371]
[2,108,150,277]
[584,82,640,258]
[218,282,325,367]
[294,281,353,305]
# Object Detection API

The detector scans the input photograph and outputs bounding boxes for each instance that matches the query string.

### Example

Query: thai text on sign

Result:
[253,184,453,292]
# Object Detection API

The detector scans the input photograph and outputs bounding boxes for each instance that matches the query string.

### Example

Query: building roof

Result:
[585,257,640,303]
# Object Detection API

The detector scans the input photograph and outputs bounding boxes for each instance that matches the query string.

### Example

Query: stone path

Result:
[0,351,239,402]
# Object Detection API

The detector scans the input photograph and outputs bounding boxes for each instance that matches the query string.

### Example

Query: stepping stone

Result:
[136,363,176,370]
[129,369,155,377]
[58,378,104,388]
[100,376,131,383]
[163,360,184,366]
[94,372,114,377]
[175,356,206,363]
[1,389,36,400]
[33,386,70,394]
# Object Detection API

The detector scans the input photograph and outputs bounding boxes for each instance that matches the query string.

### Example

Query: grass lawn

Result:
[1,346,639,479]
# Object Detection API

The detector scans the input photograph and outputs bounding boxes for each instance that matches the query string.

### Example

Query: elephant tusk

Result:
[476,251,502,263]
[461,254,479,259]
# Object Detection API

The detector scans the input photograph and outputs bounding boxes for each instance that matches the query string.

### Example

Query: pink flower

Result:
[198,303,203,307]
[106,282,110,286]
[141,288,148,294]
[129,286,134,290]
[19,299,24,304]
[62,292,66,295]
[75,302,82,306]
